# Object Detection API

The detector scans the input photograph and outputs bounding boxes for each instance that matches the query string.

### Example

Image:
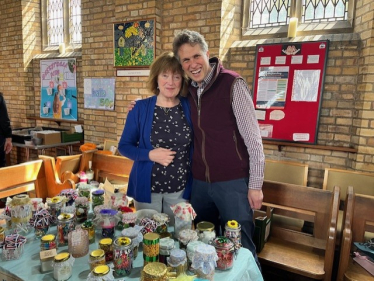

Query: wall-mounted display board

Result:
[252,40,329,144]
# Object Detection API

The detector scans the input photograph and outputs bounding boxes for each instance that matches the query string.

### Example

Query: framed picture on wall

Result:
[113,18,155,68]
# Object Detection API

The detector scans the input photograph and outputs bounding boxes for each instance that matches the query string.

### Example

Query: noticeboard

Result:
[252,40,329,144]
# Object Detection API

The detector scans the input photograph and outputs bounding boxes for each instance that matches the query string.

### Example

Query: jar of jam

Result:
[99,238,113,262]
[159,237,175,265]
[53,252,74,281]
[178,229,198,250]
[40,234,58,251]
[113,237,133,277]
[153,213,169,234]
[211,236,236,270]
[89,249,106,271]
[196,221,216,244]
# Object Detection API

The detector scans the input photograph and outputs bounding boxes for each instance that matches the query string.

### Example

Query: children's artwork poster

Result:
[40,59,77,121]
[83,78,115,110]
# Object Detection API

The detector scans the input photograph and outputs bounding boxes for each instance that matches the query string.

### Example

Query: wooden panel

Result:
[265,159,309,186]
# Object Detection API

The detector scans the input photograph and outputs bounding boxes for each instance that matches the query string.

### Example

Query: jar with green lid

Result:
[57,213,75,246]
[89,249,106,271]
[196,221,216,244]
[86,264,114,281]
[53,252,74,281]
[99,237,113,262]
[113,236,133,277]
[40,234,57,251]
[211,236,236,271]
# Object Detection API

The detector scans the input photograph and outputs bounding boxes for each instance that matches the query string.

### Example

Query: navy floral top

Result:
[150,103,192,193]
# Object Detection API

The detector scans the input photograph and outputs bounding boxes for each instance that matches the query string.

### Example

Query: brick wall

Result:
[1,0,373,188]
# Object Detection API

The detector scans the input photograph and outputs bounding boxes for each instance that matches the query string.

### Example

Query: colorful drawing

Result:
[113,18,155,67]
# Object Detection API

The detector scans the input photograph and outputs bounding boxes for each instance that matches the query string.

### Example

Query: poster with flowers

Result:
[113,18,155,68]
[40,59,77,121]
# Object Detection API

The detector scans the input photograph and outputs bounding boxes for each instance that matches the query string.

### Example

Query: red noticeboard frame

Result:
[252,40,329,144]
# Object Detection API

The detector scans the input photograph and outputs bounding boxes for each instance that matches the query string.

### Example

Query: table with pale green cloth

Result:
[0,225,263,281]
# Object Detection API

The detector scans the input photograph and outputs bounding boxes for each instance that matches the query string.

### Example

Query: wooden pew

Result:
[91,152,133,184]
[56,150,95,183]
[258,180,340,281]
[265,159,309,186]
[337,187,374,281]
[38,155,75,198]
[0,159,44,199]
[323,168,374,244]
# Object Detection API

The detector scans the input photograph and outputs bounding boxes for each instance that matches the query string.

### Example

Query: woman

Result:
[0,92,12,167]
[118,52,193,223]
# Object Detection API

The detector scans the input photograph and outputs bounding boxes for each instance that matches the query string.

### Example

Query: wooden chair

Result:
[337,187,374,281]
[0,159,43,199]
[92,152,133,184]
[38,155,75,198]
[323,168,374,244]
[264,159,309,186]
[103,139,119,155]
[258,180,340,281]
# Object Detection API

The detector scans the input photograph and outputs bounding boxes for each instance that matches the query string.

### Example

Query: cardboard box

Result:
[36,131,61,145]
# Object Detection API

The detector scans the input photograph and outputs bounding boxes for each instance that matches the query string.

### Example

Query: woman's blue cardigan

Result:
[118,96,193,203]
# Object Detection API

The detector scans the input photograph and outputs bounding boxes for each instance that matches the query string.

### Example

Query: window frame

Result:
[242,0,355,39]
[41,0,82,52]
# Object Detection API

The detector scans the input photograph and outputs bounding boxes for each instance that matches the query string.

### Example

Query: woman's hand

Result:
[149,148,176,167]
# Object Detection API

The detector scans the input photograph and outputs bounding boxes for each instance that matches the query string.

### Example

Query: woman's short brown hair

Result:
[147,51,189,97]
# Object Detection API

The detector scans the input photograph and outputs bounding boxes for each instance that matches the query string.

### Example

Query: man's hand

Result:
[4,138,12,154]
[127,100,137,112]
[248,189,263,210]
[149,148,176,167]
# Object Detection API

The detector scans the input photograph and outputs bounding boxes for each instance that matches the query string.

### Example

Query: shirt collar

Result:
[191,62,217,89]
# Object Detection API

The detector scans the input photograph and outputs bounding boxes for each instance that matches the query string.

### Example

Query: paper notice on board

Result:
[293,133,310,142]
[292,70,320,102]
[255,110,266,120]
[260,57,271,65]
[259,124,273,138]
[269,110,285,120]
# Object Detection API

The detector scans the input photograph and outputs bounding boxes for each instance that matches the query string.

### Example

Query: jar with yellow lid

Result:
[57,213,75,246]
[99,237,113,262]
[141,262,168,281]
[88,249,106,271]
[196,221,216,244]
[53,252,75,281]
[87,264,114,281]
[224,220,242,250]
[40,234,57,251]
[113,236,133,277]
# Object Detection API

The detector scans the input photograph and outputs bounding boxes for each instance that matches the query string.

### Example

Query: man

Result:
[0,92,12,167]
[172,30,265,263]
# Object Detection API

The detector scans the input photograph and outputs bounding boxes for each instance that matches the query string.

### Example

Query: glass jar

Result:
[196,221,216,244]
[68,225,89,258]
[178,229,198,250]
[53,252,74,281]
[99,209,118,238]
[41,234,58,251]
[91,189,105,209]
[82,220,95,244]
[159,237,175,265]
[153,213,169,234]
[47,197,63,225]
[224,220,242,249]
[141,262,168,281]
[113,237,133,277]
[89,265,113,280]
[211,236,236,270]
[186,240,205,272]
[143,232,160,261]
[75,197,89,223]
[191,244,218,281]
[57,213,75,246]
[99,238,113,262]
[78,182,91,200]
[167,248,187,277]
[59,189,78,206]
[121,226,143,259]
[89,249,106,271]
[0,226,4,246]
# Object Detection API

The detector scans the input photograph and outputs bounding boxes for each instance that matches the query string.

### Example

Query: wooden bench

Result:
[0,159,44,199]
[91,152,133,184]
[38,155,75,198]
[56,150,95,183]
[258,180,340,281]
[323,167,374,244]
[337,187,374,281]
[265,159,309,186]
